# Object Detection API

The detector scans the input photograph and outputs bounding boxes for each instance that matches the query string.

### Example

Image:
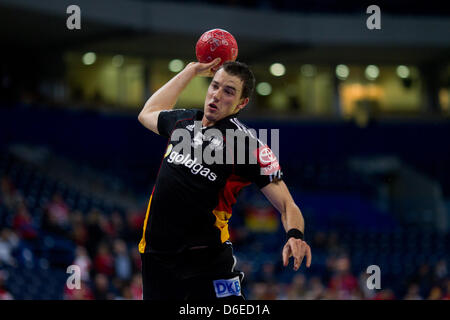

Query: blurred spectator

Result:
[73,246,92,282]
[129,273,143,300]
[304,276,325,300]
[0,228,19,267]
[0,176,20,210]
[93,273,114,300]
[85,209,104,257]
[125,210,145,243]
[403,283,423,300]
[359,271,375,299]
[250,282,277,300]
[286,274,307,300]
[434,260,448,281]
[100,213,116,240]
[442,279,450,300]
[427,286,443,300]
[349,287,365,300]
[113,239,132,281]
[255,261,277,284]
[94,242,114,277]
[0,271,13,300]
[117,284,134,300]
[12,201,38,240]
[41,207,68,237]
[45,193,70,229]
[111,277,126,297]
[110,211,126,240]
[130,247,142,274]
[327,255,359,299]
[411,264,433,296]
[312,231,328,251]
[326,232,343,255]
[70,211,88,246]
[64,280,94,300]
[372,288,396,300]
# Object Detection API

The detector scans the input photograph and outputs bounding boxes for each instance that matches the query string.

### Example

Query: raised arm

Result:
[138,58,221,135]
[261,180,312,271]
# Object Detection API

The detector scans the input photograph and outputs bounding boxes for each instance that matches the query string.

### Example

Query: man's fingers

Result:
[283,240,312,270]
[193,58,222,77]
[293,240,312,271]
[282,244,290,266]
[206,57,221,68]
[294,252,305,271]
[294,240,304,268]
[306,245,312,268]
[209,58,222,74]
[290,239,301,259]
[287,239,300,270]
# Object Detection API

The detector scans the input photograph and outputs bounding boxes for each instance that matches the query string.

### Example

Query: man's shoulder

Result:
[159,108,204,124]
[222,116,261,143]
[161,108,202,117]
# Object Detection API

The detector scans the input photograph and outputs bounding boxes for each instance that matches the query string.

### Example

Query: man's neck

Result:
[201,111,239,127]
[201,116,214,128]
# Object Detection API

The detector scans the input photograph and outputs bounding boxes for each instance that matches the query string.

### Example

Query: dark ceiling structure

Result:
[1,0,449,66]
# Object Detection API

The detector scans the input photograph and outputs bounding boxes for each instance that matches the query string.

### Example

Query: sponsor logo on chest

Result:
[164,144,218,182]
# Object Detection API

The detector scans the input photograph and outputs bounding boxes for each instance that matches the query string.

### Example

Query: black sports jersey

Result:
[138,108,283,254]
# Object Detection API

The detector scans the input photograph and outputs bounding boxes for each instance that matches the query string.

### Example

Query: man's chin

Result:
[204,110,219,122]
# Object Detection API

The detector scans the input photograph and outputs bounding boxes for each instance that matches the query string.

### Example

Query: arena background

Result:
[0,0,449,300]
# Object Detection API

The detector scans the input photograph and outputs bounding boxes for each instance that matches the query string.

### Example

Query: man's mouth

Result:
[209,103,218,111]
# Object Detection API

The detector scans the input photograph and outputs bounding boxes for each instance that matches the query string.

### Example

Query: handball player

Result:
[137,58,312,300]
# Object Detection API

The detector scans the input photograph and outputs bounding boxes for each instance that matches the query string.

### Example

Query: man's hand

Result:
[138,57,222,134]
[186,58,222,77]
[282,238,312,271]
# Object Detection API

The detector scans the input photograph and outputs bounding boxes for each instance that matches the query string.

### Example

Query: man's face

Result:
[203,69,249,124]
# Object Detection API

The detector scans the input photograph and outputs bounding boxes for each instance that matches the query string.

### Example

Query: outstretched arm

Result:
[138,58,221,135]
[261,180,312,271]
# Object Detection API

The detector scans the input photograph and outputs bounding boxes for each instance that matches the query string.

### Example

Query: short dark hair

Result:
[219,61,255,99]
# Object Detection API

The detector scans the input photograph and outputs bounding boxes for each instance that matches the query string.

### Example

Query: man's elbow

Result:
[138,108,152,124]
[137,111,145,124]
[286,200,300,215]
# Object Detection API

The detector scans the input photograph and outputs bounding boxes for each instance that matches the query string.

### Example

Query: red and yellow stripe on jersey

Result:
[212,174,250,243]
[138,190,154,254]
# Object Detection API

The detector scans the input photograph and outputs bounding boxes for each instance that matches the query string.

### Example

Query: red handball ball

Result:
[195,28,238,71]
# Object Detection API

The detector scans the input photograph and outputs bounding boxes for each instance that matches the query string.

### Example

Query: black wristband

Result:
[287,228,304,241]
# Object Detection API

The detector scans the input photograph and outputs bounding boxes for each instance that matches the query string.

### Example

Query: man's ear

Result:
[236,97,249,111]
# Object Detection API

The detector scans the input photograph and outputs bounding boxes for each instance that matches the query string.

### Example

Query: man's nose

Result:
[213,89,222,100]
